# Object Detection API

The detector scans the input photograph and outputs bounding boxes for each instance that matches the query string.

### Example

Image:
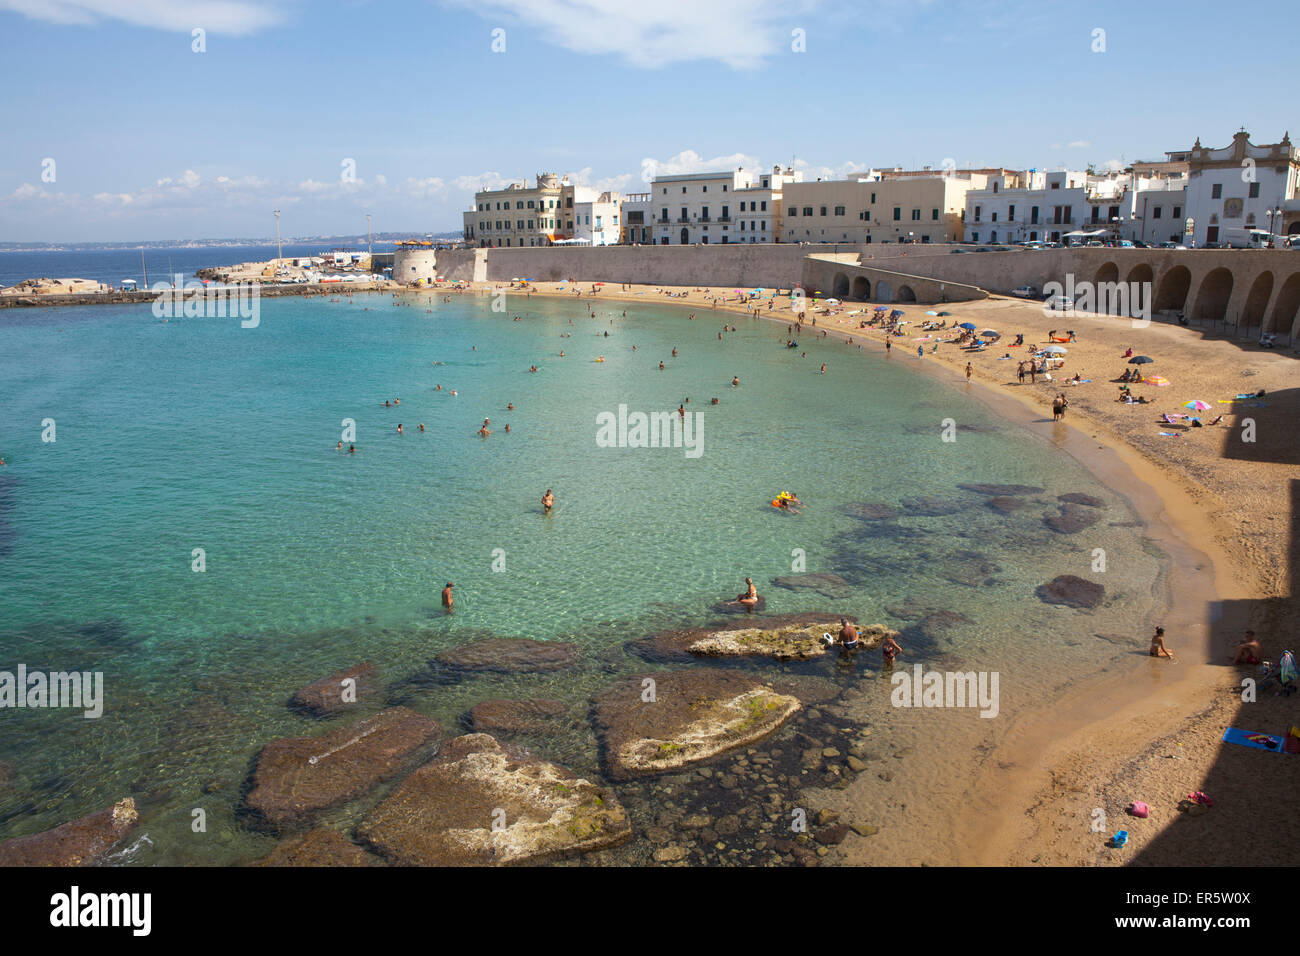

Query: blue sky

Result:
[0,0,1293,242]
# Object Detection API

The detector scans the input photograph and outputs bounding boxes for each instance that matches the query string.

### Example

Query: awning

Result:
[1063,228,1108,237]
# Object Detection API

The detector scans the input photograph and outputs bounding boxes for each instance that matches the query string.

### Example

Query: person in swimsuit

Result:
[441,582,454,610]
[837,618,860,656]
[1232,629,1262,665]
[542,489,554,514]
[881,632,901,669]
[731,376,739,387]
[1150,626,1175,660]
[727,578,759,608]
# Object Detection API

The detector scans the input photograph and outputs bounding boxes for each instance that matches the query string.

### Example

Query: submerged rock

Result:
[771,572,853,599]
[470,699,567,735]
[1037,575,1105,609]
[252,828,379,867]
[0,761,13,789]
[593,669,801,779]
[987,495,1028,513]
[842,501,901,521]
[435,638,579,673]
[290,661,378,717]
[958,483,1045,496]
[1058,492,1105,508]
[358,734,629,865]
[0,797,138,867]
[899,495,964,516]
[245,707,442,828]
[1044,503,1102,534]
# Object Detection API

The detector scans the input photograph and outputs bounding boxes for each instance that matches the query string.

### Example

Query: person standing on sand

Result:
[1058,393,1069,419]
[917,345,923,358]
[1051,395,1063,421]
[441,582,454,610]
[965,362,973,381]
[1150,626,1175,660]
[885,338,891,355]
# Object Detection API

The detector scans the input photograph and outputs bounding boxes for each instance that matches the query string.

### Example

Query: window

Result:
[834,205,845,216]
[803,206,813,216]
[527,200,534,208]
[702,185,707,192]
[893,207,901,221]
[1212,183,1222,199]
[721,205,729,219]
[517,219,524,229]
[1030,206,1039,224]
[761,221,766,230]
[681,207,688,221]
[1172,206,1182,219]
[990,211,997,222]
[566,219,573,230]
[527,219,534,229]
[1152,207,1162,219]
[722,185,727,191]
[789,208,798,217]
[701,207,709,220]
[819,206,827,216]
[682,187,686,193]
[662,188,667,194]
[1050,182,1060,190]
[871,192,876,203]
[1007,205,1014,221]
[661,208,668,222]
[760,201,767,211]
[1246,213,1256,226]
[974,205,982,222]
[1249,182,1260,198]
[993,182,999,193]
[516,201,523,209]
[933,208,941,221]
[912,209,921,221]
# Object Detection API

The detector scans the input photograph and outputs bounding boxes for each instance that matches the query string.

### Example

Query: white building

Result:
[963,170,1088,244]
[652,167,792,245]
[573,192,621,246]
[1171,130,1300,246]
[621,193,651,244]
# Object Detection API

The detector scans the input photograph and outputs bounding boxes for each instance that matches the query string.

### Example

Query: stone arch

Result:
[1154,265,1191,314]
[680,227,689,245]
[1191,267,1233,320]
[1126,262,1154,287]
[1095,261,1119,285]
[832,272,850,298]
[875,280,893,302]
[897,284,917,303]
[1264,272,1300,334]
[1288,221,1300,236]
[850,276,870,300]
[1241,271,1274,329]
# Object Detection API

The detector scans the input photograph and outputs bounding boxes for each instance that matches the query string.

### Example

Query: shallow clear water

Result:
[0,291,1163,863]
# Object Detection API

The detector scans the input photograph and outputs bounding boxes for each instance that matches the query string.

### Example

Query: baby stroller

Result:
[1259,650,1297,697]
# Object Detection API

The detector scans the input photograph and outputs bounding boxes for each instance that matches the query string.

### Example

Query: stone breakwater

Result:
[0,282,394,309]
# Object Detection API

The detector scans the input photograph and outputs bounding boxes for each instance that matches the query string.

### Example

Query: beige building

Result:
[464,173,604,247]
[650,166,800,244]
[783,173,983,244]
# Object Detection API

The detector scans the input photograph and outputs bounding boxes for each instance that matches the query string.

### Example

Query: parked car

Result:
[1012,285,1039,298]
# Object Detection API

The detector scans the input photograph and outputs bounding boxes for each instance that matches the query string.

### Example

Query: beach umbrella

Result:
[1146,375,1170,386]
[874,305,888,312]
[925,310,939,316]
[980,329,1000,337]
[1128,355,1154,365]
[825,298,841,305]
[937,311,952,316]
[958,322,977,330]
[1183,400,1211,411]
[1042,345,1067,354]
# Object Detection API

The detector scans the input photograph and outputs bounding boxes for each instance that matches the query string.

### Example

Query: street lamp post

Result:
[366,214,372,257]
[274,209,282,262]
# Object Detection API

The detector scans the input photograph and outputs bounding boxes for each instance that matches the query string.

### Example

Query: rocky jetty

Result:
[470,699,567,735]
[244,707,441,828]
[435,637,579,673]
[1037,575,1106,609]
[290,661,378,717]
[593,669,801,779]
[0,797,138,866]
[252,828,379,867]
[358,734,630,865]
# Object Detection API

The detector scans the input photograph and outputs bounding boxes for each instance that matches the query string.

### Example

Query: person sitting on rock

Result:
[727,578,760,609]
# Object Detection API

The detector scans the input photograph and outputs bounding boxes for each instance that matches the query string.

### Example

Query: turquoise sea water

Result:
[0,291,1164,863]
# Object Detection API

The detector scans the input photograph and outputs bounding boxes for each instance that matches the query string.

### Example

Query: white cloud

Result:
[0,0,287,35]
[445,0,816,70]
[453,171,516,192]
[641,150,762,178]
[1067,140,1091,149]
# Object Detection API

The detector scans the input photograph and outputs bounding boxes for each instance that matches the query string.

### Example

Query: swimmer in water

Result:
[542,489,554,514]
[659,361,665,370]
[529,365,538,373]
[504,424,510,433]
[337,441,343,451]
[732,376,739,387]
[559,351,565,357]
[441,582,454,609]
[478,425,491,437]
[672,347,678,356]
[450,390,457,396]
[435,384,442,390]
[419,423,425,432]
[507,403,514,411]
[397,424,404,435]
[820,364,826,374]
[348,444,355,454]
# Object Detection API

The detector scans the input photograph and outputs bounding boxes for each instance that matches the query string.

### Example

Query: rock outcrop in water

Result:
[435,637,580,673]
[358,734,630,865]
[1037,575,1106,609]
[898,495,964,516]
[0,797,138,866]
[245,707,442,828]
[593,669,801,779]
[771,572,853,599]
[1058,493,1105,508]
[252,828,379,867]
[632,612,858,662]
[290,662,378,717]
[470,698,567,735]
[987,495,1028,513]
[842,501,901,520]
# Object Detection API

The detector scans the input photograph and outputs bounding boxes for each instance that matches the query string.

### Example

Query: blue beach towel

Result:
[1221,727,1291,753]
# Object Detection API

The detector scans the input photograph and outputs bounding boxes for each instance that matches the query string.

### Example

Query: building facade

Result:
[963,170,1089,244]
[783,173,979,244]
[464,173,607,247]
[1173,130,1300,246]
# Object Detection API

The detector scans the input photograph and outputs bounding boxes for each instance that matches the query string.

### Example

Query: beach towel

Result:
[1158,432,1183,438]
[1222,727,1292,753]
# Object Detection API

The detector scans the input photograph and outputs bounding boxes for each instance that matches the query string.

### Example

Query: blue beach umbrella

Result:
[958,322,977,330]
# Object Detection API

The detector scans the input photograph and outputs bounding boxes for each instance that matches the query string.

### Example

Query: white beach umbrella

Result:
[1042,345,1067,354]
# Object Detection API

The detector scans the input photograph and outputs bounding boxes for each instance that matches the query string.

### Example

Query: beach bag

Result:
[1128,801,1149,818]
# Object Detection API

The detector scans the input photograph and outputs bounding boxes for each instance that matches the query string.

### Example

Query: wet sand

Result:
[417,278,1296,866]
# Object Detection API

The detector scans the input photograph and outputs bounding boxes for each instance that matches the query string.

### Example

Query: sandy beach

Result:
[413,277,1298,866]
